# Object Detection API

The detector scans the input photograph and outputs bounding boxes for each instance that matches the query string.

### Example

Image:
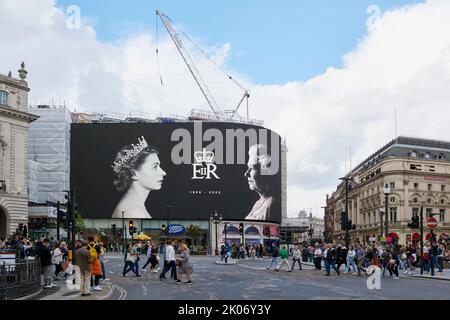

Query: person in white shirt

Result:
[313,245,323,270]
[343,245,357,274]
[159,240,179,281]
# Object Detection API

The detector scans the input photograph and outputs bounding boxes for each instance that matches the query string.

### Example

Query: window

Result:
[390,207,397,222]
[368,213,370,224]
[440,209,445,222]
[412,207,419,218]
[410,164,422,171]
[0,90,8,106]
[426,165,435,172]
[389,182,395,189]
[426,208,432,218]
[428,184,432,191]
[414,183,419,189]
[413,197,419,203]
[441,185,446,192]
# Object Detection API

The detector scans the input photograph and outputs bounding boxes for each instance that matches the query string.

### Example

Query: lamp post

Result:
[379,207,385,239]
[224,222,228,245]
[122,211,125,254]
[383,184,390,240]
[339,176,352,248]
[210,210,222,256]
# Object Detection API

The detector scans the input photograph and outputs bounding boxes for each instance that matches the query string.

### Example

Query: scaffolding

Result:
[28,105,71,204]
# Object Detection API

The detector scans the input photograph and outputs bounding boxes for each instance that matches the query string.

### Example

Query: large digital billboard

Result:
[71,122,282,223]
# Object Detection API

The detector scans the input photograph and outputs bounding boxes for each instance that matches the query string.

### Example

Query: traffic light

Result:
[407,216,419,229]
[111,224,117,235]
[263,226,270,237]
[346,219,356,230]
[129,221,134,235]
[239,223,244,234]
[341,211,348,230]
[161,224,167,236]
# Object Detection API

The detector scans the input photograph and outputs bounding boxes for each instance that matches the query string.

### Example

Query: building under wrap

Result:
[28,105,71,204]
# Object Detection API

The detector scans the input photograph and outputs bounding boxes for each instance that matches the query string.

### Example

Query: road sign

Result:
[427,217,438,229]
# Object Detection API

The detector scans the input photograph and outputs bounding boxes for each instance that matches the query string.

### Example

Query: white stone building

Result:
[0,63,38,238]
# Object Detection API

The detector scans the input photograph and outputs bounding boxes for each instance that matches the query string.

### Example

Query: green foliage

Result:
[186,224,202,246]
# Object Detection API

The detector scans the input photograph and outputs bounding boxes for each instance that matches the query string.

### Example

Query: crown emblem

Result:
[194,148,214,163]
[112,136,148,173]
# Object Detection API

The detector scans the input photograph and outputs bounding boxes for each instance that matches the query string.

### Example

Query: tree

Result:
[75,212,86,236]
[186,224,202,246]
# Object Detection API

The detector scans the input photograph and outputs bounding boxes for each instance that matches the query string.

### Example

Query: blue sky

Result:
[57,0,423,84]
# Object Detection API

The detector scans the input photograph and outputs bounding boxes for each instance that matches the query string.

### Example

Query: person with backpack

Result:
[87,236,103,290]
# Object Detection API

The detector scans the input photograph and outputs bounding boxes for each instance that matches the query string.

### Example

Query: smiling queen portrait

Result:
[111,136,166,219]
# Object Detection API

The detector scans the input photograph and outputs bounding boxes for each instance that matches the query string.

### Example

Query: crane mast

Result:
[156,10,223,120]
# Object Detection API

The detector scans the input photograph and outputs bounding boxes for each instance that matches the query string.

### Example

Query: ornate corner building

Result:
[0,63,38,238]
[328,136,450,245]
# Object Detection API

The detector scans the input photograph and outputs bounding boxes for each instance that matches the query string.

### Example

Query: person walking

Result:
[159,240,179,281]
[74,240,92,296]
[343,245,357,274]
[291,244,302,270]
[324,244,340,276]
[36,239,54,288]
[176,243,193,285]
[313,244,323,270]
[87,237,104,290]
[266,242,280,270]
[123,243,138,276]
[275,244,292,272]
[52,242,64,279]
[142,242,154,271]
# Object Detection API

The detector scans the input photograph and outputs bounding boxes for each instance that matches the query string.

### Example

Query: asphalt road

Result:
[103,254,450,300]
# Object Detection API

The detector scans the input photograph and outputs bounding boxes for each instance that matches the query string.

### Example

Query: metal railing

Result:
[0,258,42,300]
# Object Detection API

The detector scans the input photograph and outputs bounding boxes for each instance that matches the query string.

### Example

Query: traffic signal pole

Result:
[70,188,76,265]
[420,206,424,275]
[56,201,60,241]
[345,178,350,248]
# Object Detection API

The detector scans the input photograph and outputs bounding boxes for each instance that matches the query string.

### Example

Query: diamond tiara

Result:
[112,136,149,173]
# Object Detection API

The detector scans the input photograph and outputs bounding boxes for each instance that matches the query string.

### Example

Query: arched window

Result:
[0,90,8,106]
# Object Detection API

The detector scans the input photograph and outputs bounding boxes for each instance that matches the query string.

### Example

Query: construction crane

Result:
[156,10,250,122]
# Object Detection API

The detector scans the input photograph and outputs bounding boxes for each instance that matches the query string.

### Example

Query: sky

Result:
[2,0,450,218]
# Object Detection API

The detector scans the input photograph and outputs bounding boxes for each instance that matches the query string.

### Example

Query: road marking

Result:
[141,285,147,296]
[113,285,127,300]
[237,264,266,271]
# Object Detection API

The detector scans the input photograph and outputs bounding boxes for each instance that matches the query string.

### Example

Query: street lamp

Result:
[379,207,385,239]
[122,211,125,254]
[224,222,228,245]
[210,210,222,256]
[383,184,391,240]
[339,176,353,248]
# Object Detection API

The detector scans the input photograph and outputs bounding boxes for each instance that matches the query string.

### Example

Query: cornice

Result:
[0,106,39,123]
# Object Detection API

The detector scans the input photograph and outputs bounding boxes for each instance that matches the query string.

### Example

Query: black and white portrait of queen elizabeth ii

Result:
[111,136,166,219]
[244,144,278,221]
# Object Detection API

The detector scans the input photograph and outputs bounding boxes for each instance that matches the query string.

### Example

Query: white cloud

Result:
[2,0,450,218]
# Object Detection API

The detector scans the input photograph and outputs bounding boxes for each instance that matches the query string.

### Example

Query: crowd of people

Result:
[261,238,450,278]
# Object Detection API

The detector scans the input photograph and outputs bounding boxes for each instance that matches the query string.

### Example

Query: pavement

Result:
[25,276,114,300]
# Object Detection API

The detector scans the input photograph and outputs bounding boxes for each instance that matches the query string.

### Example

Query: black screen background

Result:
[70,122,281,223]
